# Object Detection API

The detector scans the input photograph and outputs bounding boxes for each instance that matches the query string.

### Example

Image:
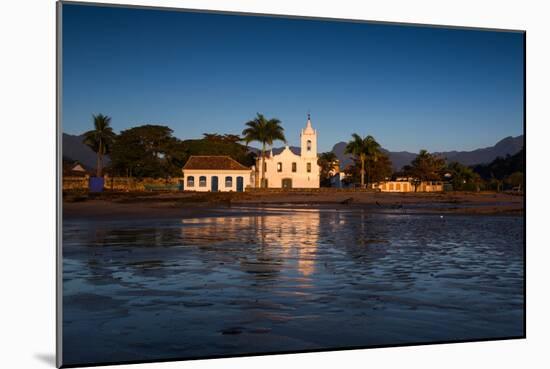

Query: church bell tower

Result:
[300,113,317,158]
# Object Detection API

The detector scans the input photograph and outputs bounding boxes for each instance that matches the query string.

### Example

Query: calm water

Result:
[63,207,524,366]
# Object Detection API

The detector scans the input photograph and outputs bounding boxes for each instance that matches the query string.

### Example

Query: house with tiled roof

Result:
[182,156,253,192]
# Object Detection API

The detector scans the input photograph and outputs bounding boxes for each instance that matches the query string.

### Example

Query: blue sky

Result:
[62,3,524,153]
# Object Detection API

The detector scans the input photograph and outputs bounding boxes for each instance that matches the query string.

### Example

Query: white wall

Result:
[260,147,320,188]
[182,170,252,192]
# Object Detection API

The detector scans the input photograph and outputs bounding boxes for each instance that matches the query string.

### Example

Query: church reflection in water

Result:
[179,208,323,277]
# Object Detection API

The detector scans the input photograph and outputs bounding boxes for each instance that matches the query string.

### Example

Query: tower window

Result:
[277,162,282,172]
[307,163,311,173]
[292,162,297,172]
[307,140,312,151]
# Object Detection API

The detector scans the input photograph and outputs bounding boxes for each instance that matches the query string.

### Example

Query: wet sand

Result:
[62,205,525,365]
[63,191,524,220]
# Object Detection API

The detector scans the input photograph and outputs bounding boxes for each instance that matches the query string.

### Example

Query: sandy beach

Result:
[63,191,524,220]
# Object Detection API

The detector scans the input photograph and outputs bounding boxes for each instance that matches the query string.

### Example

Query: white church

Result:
[182,114,320,191]
[255,114,320,189]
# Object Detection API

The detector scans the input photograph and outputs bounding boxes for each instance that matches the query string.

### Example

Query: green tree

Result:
[404,149,446,191]
[344,134,382,188]
[344,152,392,186]
[318,151,338,187]
[472,148,524,181]
[366,152,393,183]
[446,162,481,191]
[110,125,185,178]
[82,114,116,177]
[506,171,524,191]
[182,133,256,167]
[242,113,286,188]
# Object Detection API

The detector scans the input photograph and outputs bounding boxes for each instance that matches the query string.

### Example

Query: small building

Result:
[330,172,351,188]
[62,160,90,177]
[182,155,253,192]
[374,180,444,192]
[256,114,320,188]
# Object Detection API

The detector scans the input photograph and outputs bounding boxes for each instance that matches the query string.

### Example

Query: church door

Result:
[211,176,219,192]
[236,176,244,192]
[282,178,292,189]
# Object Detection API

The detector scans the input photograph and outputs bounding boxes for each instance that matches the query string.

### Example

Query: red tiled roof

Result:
[183,156,251,171]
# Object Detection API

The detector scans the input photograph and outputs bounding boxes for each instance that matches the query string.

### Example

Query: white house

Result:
[182,156,253,192]
[256,114,320,188]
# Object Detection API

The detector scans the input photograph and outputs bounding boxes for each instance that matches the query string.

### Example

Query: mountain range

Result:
[331,135,524,171]
[63,132,523,172]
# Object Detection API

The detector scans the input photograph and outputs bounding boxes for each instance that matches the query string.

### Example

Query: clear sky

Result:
[62,3,524,153]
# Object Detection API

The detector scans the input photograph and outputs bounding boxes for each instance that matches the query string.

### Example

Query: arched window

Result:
[199,176,207,187]
[307,162,311,173]
[277,162,282,172]
[187,176,195,187]
[292,162,297,172]
[225,176,233,187]
[307,140,312,151]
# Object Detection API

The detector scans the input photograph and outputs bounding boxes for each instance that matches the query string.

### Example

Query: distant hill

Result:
[62,133,110,169]
[434,136,524,167]
[331,135,524,171]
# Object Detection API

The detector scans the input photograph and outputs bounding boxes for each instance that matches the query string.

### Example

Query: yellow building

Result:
[374,180,444,192]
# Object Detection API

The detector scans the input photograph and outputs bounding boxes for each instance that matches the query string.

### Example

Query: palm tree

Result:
[83,114,116,177]
[242,113,286,188]
[345,134,381,188]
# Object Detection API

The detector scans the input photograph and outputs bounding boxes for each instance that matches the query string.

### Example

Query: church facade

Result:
[256,114,320,189]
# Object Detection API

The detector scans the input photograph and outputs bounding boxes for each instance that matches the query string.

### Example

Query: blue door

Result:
[236,176,244,192]
[211,176,219,192]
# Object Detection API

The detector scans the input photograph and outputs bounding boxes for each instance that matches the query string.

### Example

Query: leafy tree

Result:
[344,134,382,188]
[82,114,116,177]
[366,152,393,183]
[317,151,338,187]
[202,133,242,143]
[404,150,446,191]
[242,113,286,188]
[182,133,256,167]
[472,148,524,180]
[110,125,186,178]
[446,161,481,191]
[344,152,392,186]
[506,171,524,191]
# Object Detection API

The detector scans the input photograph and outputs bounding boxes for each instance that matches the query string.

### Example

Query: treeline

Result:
[317,133,524,191]
[79,113,283,179]
[80,113,524,191]
[108,127,256,178]
[471,149,525,191]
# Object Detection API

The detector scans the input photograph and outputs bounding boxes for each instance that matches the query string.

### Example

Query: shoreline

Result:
[62,191,524,221]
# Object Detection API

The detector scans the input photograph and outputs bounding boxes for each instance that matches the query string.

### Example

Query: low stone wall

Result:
[63,176,88,190]
[246,187,375,193]
[63,176,183,191]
